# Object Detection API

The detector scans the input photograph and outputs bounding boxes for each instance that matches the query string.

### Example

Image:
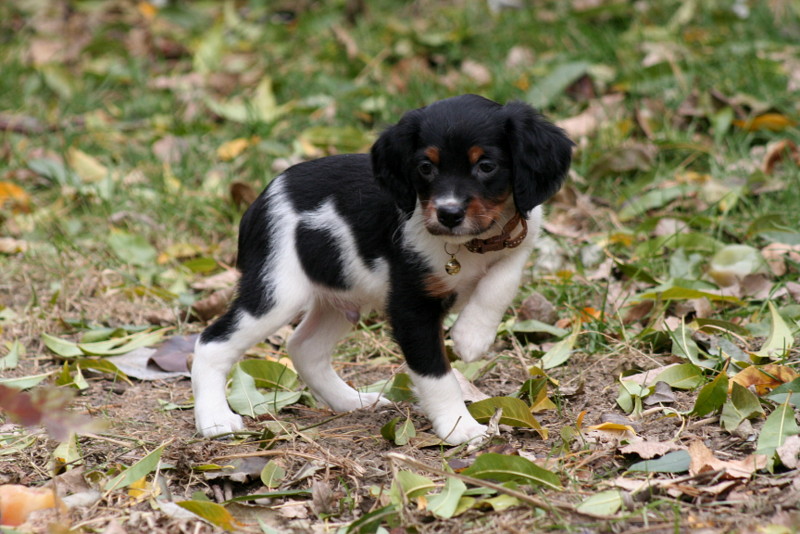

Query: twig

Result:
[385,452,609,520]
[212,449,365,477]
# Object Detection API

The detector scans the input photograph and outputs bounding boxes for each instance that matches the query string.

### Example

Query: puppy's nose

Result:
[436,204,465,228]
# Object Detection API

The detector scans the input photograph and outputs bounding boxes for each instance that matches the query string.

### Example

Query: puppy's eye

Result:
[418,162,435,178]
[477,160,497,174]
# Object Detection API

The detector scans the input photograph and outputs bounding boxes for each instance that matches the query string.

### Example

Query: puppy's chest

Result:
[420,251,495,302]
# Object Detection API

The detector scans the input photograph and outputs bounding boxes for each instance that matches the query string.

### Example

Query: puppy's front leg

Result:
[389,289,486,444]
[451,244,533,363]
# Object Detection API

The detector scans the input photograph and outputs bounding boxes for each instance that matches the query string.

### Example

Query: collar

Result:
[463,212,527,254]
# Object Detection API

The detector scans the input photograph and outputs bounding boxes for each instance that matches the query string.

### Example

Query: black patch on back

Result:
[282,154,397,269]
[295,223,349,290]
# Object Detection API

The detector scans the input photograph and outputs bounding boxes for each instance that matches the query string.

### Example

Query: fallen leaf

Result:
[620,440,684,459]
[730,364,799,395]
[776,435,800,469]
[0,485,64,526]
[453,368,490,402]
[67,147,108,183]
[0,182,31,212]
[0,237,28,254]
[688,441,766,479]
[733,113,797,132]
[762,139,800,174]
[217,137,255,161]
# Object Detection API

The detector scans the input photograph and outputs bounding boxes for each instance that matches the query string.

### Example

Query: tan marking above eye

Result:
[468,146,485,165]
[424,146,440,165]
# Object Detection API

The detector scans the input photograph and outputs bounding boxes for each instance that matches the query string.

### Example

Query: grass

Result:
[1,0,800,532]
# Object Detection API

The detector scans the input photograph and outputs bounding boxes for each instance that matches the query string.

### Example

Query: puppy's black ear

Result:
[504,101,574,215]
[371,109,423,215]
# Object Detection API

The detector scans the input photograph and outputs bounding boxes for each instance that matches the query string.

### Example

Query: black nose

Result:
[436,204,465,228]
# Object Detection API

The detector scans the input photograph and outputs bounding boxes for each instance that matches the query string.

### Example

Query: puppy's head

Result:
[371,94,574,238]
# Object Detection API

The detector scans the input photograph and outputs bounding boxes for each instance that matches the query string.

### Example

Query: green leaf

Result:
[427,475,467,519]
[654,363,704,390]
[385,373,414,403]
[468,397,547,438]
[526,61,590,108]
[176,500,242,531]
[766,378,800,406]
[669,322,706,367]
[755,399,799,470]
[108,229,157,267]
[78,329,168,356]
[511,319,568,338]
[227,364,302,417]
[638,286,741,304]
[389,471,435,507]
[720,382,764,431]
[0,372,53,390]
[239,359,298,390]
[619,185,693,221]
[628,450,690,473]
[42,333,83,358]
[260,460,285,489]
[52,432,81,471]
[752,302,794,359]
[461,453,562,490]
[1,341,22,370]
[576,490,624,516]
[345,505,398,533]
[105,443,167,491]
[691,371,728,416]
[380,417,416,446]
[540,326,579,369]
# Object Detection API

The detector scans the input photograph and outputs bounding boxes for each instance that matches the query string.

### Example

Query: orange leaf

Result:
[729,364,799,395]
[733,113,797,132]
[0,485,64,526]
[0,181,30,212]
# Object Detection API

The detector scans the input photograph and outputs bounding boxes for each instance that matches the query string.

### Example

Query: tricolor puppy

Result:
[192,94,573,444]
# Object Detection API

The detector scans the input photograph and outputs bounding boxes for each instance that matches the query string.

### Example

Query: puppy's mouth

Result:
[421,199,500,238]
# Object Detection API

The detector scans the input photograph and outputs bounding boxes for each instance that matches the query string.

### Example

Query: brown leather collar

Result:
[464,212,527,254]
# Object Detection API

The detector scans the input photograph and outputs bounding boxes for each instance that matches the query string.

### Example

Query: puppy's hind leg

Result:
[193,299,303,438]
[288,301,389,412]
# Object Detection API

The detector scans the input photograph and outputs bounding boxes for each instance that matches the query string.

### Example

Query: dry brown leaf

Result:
[517,291,557,324]
[688,441,767,479]
[729,364,799,395]
[230,181,259,209]
[191,269,240,291]
[556,93,625,139]
[761,242,800,277]
[193,287,235,321]
[762,139,800,175]
[0,237,28,254]
[620,440,684,459]
[461,60,492,86]
[453,368,490,403]
[787,281,800,303]
[777,435,800,469]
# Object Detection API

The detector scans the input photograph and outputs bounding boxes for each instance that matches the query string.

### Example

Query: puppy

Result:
[192,94,573,444]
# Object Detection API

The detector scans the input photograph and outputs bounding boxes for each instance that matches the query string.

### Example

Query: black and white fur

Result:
[192,94,573,444]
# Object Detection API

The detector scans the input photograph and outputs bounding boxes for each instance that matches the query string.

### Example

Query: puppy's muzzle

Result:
[436,203,466,229]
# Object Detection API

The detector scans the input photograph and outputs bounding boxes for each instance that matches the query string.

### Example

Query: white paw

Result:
[431,415,488,445]
[451,319,496,362]
[195,405,244,438]
[324,391,390,412]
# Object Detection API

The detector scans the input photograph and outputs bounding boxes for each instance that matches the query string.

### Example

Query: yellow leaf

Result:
[0,182,30,212]
[137,1,158,20]
[127,477,149,499]
[733,113,797,132]
[67,148,108,183]
[217,138,252,161]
